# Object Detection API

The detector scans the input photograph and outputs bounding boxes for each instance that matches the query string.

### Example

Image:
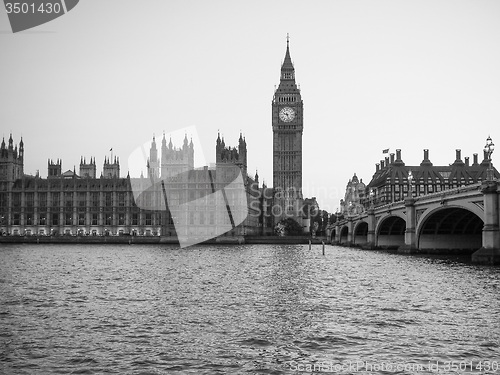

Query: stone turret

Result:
[79,157,97,178]
[148,135,159,179]
[103,156,120,178]
[159,134,194,179]
[215,133,248,177]
[47,158,62,178]
[0,134,24,183]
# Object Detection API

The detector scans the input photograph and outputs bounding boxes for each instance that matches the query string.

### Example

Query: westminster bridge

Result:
[326,180,500,264]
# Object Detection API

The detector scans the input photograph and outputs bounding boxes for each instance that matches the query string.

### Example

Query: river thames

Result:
[1,244,499,374]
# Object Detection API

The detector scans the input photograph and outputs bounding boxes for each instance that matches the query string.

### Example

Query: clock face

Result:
[279,107,295,122]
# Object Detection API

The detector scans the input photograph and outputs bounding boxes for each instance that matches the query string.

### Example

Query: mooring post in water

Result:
[309,240,311,250]
[322,241,325,255]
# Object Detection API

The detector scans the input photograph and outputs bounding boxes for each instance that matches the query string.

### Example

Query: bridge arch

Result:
[376,215,406,249]
[339,225,349,245]
[417,206,483,254]
[353,220,368,246]
[330,228,337,244]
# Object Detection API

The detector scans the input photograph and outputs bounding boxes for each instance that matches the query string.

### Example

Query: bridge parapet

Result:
[334,184,486,228]
[412,183,483,204]
[373,201,404,216]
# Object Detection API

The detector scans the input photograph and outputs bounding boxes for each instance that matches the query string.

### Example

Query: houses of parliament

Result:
[0,40,307,239]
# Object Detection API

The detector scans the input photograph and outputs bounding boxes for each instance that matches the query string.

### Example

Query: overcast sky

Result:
[1,0,500,212]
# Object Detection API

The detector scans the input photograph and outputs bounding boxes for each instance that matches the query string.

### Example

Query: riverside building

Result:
[0,39,310,238]
[0,134,272,238]
[361,149,499,208]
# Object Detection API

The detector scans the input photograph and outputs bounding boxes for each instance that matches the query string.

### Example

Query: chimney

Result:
[421,149,432,166]
[473,153,478,165]
[465,157,469,166]
[385,157,389,166]
[453,149,465,166]
[376,163,380,172]
[381,160,385,168]
[390,153,395,164]
[393,149,406,166]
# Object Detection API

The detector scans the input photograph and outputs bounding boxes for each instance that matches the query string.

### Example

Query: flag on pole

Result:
[110,148,113,152]
[382,149,389,154]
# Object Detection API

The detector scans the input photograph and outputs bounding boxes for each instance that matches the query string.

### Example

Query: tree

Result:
[274,217,303,236]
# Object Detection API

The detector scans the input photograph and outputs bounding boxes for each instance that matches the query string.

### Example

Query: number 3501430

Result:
[5,2,62,14]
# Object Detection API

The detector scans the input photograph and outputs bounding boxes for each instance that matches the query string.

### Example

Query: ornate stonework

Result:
[272,38,303,223]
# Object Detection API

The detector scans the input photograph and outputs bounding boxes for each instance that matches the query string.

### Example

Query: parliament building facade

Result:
[0,133,269,238]
[0,40,306,239]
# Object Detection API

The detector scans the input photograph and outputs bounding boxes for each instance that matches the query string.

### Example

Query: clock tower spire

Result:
[272,35,303,226]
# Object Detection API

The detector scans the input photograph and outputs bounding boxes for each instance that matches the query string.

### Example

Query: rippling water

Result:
[1,244,499,374]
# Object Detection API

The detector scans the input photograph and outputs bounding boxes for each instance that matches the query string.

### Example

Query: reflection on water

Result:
[1,244,499,374]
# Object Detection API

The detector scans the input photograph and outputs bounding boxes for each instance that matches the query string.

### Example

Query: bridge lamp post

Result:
[484,135,495,181]
[408,170,413,197]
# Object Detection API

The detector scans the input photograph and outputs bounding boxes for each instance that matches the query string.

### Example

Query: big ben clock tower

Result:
[272,36,303,225]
